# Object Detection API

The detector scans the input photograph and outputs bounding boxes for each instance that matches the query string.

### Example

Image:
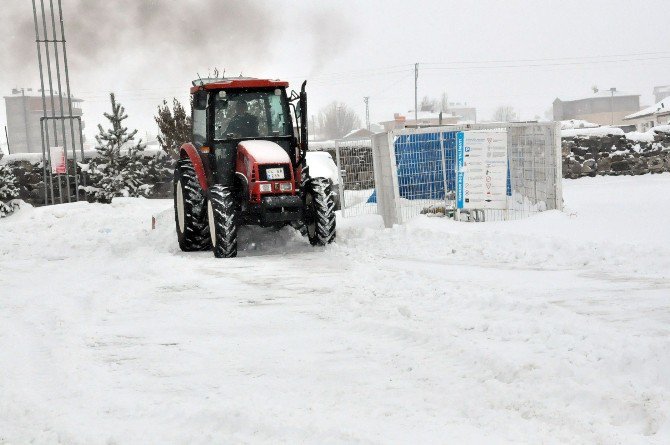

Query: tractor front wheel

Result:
[208,185,238,258]
[174,159,210,251]
[304,177,336,246]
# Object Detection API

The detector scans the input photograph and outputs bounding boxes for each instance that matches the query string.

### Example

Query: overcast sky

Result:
[1,0,670,152]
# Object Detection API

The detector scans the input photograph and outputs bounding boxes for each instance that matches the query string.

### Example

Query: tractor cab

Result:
[175,77,335,258]
[190,78,306,187]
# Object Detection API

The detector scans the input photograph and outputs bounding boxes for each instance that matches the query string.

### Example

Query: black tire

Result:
[304,177,336,246]
[174,159,211,251]
[292,162,311,237]
[208,185,238,258]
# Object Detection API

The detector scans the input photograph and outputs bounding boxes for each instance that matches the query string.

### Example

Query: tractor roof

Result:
[190,77,289,94]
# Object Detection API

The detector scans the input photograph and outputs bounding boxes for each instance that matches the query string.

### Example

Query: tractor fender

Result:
[179,143,209,192]
[305,151,339,184]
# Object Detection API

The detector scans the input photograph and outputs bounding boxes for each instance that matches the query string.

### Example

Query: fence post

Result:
[388,131,402,225]
[334,141,345,214]
[438,131,449,214]
[554,121,563,211]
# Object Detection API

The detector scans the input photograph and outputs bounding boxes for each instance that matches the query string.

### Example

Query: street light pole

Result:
[414,63,419,124]
[610,87,616,125]
[364,96,370,131]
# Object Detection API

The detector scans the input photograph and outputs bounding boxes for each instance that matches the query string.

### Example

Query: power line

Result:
[421,50,670,66]
[422,55,670,71]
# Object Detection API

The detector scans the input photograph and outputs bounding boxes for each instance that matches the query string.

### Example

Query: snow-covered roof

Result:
[342,128,374,139]
[3,90,83,102]
[556,91,639,103]
[624,97,670,120]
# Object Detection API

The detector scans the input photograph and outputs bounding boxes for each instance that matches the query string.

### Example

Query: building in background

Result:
[553,92,640,126]
[653,85,670,103]
[3,88,84,154]
[623,96,670,131]
[446,103,477,122]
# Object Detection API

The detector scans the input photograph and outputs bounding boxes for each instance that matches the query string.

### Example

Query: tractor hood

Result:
[237,140,291,165]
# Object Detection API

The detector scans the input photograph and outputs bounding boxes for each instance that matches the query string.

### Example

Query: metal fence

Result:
[346,123,562,227]
[331,139,378,218]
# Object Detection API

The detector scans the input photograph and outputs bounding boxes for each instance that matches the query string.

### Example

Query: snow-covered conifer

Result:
[83,93,152,203]
[0,163,20,217]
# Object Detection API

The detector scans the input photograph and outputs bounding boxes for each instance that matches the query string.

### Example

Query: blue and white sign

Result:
[456,131,508,210]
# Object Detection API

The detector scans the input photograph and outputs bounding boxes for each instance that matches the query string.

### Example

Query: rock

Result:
[611,161,630,172]
[596,157,612,173]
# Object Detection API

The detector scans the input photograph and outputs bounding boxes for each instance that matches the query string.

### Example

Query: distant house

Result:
[446,103,477,122]
[623,97,670,132]
[380,111,462,132]
[653,85,670,103]
[553,92,640,126]
[342,128,375,140]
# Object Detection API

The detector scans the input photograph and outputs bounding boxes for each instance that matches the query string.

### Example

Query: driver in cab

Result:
[225,100,259,137]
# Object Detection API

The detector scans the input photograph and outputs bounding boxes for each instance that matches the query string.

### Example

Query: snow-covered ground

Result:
[1,174,669,444]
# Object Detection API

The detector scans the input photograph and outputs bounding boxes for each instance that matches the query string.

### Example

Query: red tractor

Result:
[173,77,336,258]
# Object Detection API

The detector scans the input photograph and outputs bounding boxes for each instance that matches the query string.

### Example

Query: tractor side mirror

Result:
[194,90,208,110]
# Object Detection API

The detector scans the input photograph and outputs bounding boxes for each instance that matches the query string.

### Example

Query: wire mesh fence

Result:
[333,139,378,218]
[360,123,562,227]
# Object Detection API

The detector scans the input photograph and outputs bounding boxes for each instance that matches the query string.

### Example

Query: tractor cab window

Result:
[214,89,291,140]
[193,108,206,147]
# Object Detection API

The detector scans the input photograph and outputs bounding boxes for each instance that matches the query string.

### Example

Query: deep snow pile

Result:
[1,175,669,444]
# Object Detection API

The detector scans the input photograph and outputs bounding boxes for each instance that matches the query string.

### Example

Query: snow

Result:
[560,119,599,130]
[0,147,165,165]
[561,125,624,138]
[305,151,339,183]
[238,140,290,164]
[1,175,670,443]
[309,139,372,151]
[626,130,657,143]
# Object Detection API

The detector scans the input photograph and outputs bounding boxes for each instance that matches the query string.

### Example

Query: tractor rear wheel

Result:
[208,185,238,258]
[304,177,336,246]
[174,159,210,251]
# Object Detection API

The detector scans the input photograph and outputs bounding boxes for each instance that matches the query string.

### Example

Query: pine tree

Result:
[0,163,20,217]
[155,98,192,159]
[83,93,151,203]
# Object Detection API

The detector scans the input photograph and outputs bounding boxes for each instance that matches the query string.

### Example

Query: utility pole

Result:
[363,96,370,131]
[414,63,419,123]
[610,87,616,125]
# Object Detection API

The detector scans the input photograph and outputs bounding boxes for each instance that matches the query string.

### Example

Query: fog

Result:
[1,0,669,150]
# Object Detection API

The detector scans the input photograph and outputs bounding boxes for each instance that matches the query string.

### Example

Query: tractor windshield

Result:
[214,88,292,140]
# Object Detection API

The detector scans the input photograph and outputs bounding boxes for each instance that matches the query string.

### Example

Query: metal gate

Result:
[333,139,377,218]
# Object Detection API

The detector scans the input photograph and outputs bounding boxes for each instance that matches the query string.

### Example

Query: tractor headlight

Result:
[280,182,292,192]
[260,183,272,192]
